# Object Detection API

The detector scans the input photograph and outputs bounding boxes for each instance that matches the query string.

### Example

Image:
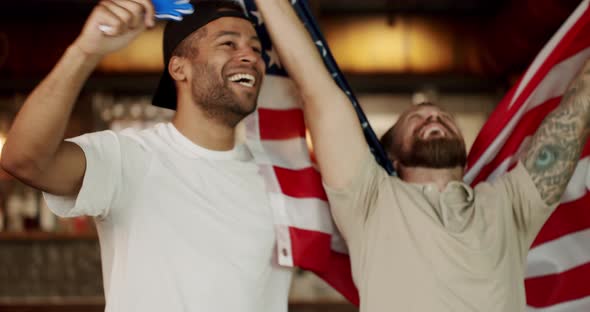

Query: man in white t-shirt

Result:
[1,1,292,311]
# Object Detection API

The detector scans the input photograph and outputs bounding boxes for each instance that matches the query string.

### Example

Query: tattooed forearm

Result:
[523,65,590,205]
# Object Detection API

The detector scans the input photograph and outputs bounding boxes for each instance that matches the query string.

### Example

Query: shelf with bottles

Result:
[0,179,97,239]
[92,93,174,131]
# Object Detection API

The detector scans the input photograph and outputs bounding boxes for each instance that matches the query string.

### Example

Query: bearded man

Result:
[255,0,590,310]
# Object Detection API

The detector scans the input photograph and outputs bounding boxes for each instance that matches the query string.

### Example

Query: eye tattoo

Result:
[534,145,559,171]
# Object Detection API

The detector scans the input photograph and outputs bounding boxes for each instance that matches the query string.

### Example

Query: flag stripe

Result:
[257,164,283,193]
[560,156,590,204]
[274,166,328,200]
[313,250,359,305]
[531,193,590,248]
[561,22,590,62]
[525,261,590,308]
[469,97,560,185]
[255,138,312,170]
[510,1,590,112]
[288,227,332,269]
[259,109,306,140]
[288,227,359,305]
[466,46,590,183]
[282,195,333,233]
[528,229,590,279]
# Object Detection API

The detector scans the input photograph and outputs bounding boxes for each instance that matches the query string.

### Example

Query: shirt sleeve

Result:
[489,161,558,250]
[43,130,123,219]
[323,149,389,242]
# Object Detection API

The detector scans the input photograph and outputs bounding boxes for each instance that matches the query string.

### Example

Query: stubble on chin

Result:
[189,60,264,127]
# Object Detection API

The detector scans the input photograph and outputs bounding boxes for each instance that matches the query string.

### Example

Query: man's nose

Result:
[238,48,260,64]
[425,113,442,123]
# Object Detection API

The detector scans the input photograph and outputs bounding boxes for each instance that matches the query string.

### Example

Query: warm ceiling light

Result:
[98,24,165,72]
[95,17,455,75]
[321,16,454,74]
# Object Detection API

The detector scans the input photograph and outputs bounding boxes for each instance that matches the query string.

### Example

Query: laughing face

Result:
[390,104,467,169]
[185,17,265,127]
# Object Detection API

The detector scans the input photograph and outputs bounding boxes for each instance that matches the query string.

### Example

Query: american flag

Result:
[242,0,590,309]
[465,0,590,310]
[239,0,390,305]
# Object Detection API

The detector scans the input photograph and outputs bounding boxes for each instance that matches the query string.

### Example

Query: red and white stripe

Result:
[245,75,358,304]
[465,1,590,309]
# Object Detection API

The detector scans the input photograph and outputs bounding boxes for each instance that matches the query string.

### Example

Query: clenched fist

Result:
[73,0,156,57]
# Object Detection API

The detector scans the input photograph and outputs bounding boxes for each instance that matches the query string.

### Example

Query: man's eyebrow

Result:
[214,31,261,43]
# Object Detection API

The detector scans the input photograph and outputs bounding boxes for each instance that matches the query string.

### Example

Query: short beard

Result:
[190,62,258,128]
[397,137,467,169]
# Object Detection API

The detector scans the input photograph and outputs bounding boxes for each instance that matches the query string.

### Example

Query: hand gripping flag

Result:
[465,0,590,310]
[240,0,393,305]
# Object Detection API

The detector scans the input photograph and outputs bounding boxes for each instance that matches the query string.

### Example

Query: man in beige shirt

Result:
[325,104,556,311]
[256,0,590,311]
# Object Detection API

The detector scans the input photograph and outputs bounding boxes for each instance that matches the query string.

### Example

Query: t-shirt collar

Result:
[162,122,252,161]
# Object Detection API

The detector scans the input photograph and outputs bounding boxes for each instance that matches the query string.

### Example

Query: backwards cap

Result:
[152,1,251,110]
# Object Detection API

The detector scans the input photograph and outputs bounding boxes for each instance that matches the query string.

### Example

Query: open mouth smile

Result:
[420,125,446,139]
[228,73,256,88]
[415,121,457,140]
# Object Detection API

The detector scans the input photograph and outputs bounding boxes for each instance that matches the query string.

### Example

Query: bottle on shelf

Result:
[22,186,39,230]
[6,183,25,232]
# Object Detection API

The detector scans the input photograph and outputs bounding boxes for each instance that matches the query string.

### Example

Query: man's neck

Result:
[172,105,236,151]
[399,166,464,192]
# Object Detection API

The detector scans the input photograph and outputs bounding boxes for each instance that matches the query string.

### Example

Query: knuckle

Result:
[96,2,109,11]
[123,12,134,24]
[129,1,144,15]
[137,0,153,12]
[111,19,123,30]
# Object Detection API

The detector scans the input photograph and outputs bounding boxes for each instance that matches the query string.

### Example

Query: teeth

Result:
[239,81,254,88]
[228,73,256,88]
[422,126,445,139]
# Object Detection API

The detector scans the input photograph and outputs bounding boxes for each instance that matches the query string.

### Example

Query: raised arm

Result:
[0,0,154,196]
[254,0,368,189]
[522,59,590,206]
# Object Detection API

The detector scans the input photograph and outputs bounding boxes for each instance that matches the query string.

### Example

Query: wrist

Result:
[68,42,104,67]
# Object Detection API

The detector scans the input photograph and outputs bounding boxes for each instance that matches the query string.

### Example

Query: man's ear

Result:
[168,56,188,82]
[388,152,401,173]
[392,159,401,173]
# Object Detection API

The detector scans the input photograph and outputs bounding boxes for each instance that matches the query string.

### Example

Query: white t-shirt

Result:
[44,123,293,312]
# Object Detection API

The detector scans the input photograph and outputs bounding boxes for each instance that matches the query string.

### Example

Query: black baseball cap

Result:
[152,1,252,110]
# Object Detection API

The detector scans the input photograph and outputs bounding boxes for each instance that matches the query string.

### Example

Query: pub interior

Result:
[0,0,581,311]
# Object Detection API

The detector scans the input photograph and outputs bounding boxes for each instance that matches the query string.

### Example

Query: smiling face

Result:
[177,17,265,127]
[389,103,467,169]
